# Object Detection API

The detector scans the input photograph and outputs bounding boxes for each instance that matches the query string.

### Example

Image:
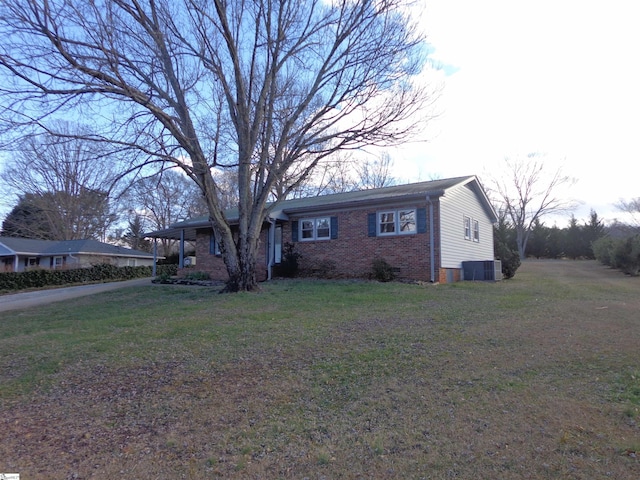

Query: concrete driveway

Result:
[0,277,154,314]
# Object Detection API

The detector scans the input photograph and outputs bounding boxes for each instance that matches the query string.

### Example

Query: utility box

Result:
[462,260,502,281]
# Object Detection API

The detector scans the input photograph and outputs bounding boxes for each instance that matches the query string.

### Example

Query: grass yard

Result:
[0,260,639,479]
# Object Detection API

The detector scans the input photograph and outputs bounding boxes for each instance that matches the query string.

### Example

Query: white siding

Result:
[440,184,494,268]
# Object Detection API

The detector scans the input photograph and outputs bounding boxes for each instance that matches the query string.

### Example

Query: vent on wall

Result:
[462,260,502,281]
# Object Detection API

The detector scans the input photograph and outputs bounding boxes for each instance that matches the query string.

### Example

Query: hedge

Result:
[0,264,178,292]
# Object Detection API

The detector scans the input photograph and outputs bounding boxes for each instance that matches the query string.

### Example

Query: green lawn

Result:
[1,260,639,479]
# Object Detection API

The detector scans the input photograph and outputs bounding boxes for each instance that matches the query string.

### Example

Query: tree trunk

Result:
[221,235,259,292]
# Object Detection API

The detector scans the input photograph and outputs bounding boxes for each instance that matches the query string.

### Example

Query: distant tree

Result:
[563,215,582,259]
[354,152,397,190]
[487,154,576,259]
[122,215,152,253]
[582,210,606,259]
[0,123,119,240]
[274,151,398,199]
[545,225,565,259]
[125,170,207,257]
[527,219,548,259]
[2,190,114,241]
[615,198,640,225]
[1,194,54,239]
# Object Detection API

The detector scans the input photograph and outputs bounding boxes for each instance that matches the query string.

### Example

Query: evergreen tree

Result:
[1,194,54,239]
[493,212,521,279]
[564,215,582,259]
[582,210,606,259]
[122,215,152,253]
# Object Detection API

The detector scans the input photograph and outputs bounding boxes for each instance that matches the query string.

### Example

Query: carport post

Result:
[152,239,157,277]
[179,229,185,268]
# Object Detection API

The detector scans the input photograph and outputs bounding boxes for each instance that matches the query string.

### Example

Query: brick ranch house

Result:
[0,237,157,273]
[147,175,499,283]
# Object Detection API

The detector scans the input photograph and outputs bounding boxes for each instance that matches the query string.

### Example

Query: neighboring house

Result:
[146,175,499,283]
[0,237,157,273]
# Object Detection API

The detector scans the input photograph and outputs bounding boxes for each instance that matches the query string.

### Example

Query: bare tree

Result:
[487,154,576,259]
[615,198,640,225]
[0,0,431,291]
[126,169,207,256]
[274,151,397,199]
[354,151,397,190]
[1,122,119,240]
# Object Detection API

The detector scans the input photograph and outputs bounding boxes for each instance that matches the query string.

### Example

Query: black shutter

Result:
[417,208,427,234]
[330,216,338,239]
[209,233,216,254]
[291,220,299,242]
[367,213,377,237]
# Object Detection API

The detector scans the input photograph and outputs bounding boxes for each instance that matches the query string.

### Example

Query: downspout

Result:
[426,195,435,283]
[267,217,275,281]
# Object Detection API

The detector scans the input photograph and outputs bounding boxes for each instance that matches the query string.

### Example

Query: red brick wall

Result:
[189,200,446,283]
[189,229,269,282]
[284,201,441,282]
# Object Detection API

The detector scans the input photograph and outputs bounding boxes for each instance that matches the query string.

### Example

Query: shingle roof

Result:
[146,175,495,239]
[0,237,155,258]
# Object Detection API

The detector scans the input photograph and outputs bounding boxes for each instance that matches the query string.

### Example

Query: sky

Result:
[387,0,640,225]
[1,1,638,227]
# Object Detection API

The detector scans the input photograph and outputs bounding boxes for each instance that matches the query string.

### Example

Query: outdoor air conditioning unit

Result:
[462,260,502,281]
[184,256,196,267]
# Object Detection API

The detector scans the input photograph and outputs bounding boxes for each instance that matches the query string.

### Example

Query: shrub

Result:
[494,226,521,279]
[592,236,616,267]
[371,258,396,282]
[499,250,521,280]
[183,271,211,281]
[613,235,640,276]
[156,264,178,277]
[278,243,301,277]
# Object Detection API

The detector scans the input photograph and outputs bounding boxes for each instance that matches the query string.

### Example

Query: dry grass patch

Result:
[0,260,639,479]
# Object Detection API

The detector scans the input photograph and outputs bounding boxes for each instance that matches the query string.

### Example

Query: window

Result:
[464,216,471,240]
[379,212,396,234]
[379,209,416,236]
[399,209,417,233]
[210,233,221,255]
[53,256,64,269]
[473,220,480,242]
[300,217,331,241]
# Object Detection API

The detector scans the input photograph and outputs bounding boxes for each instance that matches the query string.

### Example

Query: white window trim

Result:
[463,216,471,240]
[299,217,331,241]
[473,220,480,242]
[378,209,417,236]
